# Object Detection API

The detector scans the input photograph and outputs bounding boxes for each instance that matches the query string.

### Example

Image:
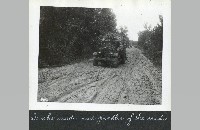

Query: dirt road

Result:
[38,47,162,105]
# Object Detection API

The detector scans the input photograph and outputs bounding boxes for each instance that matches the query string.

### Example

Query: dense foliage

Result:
[118,26,130,48]
[137,15,163,66]
[39,7,117,67]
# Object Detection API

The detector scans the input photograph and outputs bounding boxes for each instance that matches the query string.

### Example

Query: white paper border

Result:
[29,0,171,111]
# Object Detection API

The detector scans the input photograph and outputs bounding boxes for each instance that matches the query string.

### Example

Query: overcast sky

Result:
[112,0,164,41]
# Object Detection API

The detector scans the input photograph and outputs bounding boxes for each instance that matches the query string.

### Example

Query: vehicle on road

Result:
[93,33,126,68]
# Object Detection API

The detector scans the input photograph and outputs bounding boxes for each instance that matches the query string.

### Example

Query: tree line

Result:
[39,7,119,67]
[39,6,162,68]
[137,15,163,67]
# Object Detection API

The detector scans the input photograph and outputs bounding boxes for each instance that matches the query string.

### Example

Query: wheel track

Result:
[38,47,162,104]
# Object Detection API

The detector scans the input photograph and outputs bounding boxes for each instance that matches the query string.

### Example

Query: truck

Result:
[93,33,127,68]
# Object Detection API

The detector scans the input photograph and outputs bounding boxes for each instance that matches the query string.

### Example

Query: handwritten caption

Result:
[30,112,168,126]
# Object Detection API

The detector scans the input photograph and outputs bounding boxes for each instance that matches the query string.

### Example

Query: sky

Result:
[112,0,164,41]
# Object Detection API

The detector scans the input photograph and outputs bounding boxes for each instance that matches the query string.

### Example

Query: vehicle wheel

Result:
[93,60,98,66]
[101,61,107,67]
[111,59,118,68]
[121,57,126,64]
[112,63,118,68]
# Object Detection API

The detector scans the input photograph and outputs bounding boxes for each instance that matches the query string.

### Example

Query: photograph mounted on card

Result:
[29,0,171,111]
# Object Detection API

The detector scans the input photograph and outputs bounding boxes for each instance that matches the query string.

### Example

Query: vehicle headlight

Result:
[113,53,118,57]
[93,52,97,55]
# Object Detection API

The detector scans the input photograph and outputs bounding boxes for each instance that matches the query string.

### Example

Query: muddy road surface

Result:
[38,47,162,105]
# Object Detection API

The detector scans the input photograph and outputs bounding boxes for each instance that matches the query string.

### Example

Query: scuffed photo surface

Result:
[37,6,163,105]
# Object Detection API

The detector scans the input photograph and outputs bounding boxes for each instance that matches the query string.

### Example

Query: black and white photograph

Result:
[30,0,171,110]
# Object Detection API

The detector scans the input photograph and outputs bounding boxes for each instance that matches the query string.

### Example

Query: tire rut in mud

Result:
[38,47,162,104]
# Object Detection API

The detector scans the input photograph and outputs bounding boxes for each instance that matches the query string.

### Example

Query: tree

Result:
[137,15,163,66]
[39,7,117,67]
